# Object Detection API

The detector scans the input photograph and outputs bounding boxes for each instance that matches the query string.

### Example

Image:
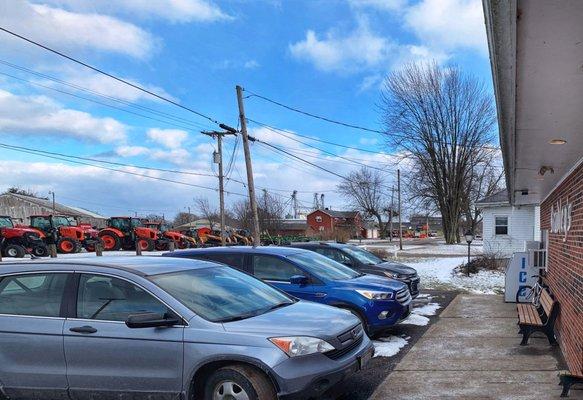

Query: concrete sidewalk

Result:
[371,294,582,399]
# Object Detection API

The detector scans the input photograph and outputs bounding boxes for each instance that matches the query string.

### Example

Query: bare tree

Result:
[173,211,198,227]
[380,62,496,243]
[194,197,219,229]
[462,152,505,233]
[231,191,286,234]
[337,167,391,238]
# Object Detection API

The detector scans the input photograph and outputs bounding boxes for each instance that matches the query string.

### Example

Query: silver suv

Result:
[0,256,373,400]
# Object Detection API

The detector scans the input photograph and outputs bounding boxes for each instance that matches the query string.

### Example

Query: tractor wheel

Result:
[137,238,155,252]
[155,240,169,251]
[177,240,188,249]
[85,238,104,252]
[32,244,49,257]
[3,244,26,258]
[57,238,77,254]
[100,233,121,251]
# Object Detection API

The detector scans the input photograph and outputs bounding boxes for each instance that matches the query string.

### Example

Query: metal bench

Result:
[559,371,583,397]
[516,288,558,346]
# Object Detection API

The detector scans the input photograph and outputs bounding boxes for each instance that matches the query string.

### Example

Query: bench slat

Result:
[517,303,542,326]
[540,290,554,316]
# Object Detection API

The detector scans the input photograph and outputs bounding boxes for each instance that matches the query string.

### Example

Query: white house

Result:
[477,190,540,258]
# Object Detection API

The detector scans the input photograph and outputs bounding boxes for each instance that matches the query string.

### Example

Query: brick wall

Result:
[540,162,583,375]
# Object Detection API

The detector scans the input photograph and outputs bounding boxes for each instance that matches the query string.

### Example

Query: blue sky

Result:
[0,0,493,218]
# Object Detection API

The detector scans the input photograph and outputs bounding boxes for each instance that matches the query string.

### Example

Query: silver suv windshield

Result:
[341,246,383,265]
[287,252,361,280]
[149,266,294,323]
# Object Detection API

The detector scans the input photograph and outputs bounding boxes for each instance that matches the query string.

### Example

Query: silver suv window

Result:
[0,273,68,317]
[77,274,168,322]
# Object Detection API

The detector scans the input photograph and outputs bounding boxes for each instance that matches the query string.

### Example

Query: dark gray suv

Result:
[0,256,373,400]
[291,242,420,298]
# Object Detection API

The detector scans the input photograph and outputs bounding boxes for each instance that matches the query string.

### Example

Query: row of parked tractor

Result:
[0,214,253,258]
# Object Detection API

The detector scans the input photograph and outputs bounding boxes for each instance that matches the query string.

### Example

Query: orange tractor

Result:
[98,217,169,252]
[29,214,102,254]
[196,227,233,246]
[0,215,49,257]
[143,221,196,249]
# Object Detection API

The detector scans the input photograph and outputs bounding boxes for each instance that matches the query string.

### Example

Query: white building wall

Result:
[481,204,540,257]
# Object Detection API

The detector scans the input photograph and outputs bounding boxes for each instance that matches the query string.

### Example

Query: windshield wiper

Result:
[265,301,293,312]
[216,311,259,323]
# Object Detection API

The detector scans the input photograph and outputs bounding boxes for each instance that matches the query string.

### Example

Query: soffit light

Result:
[549,138,567,145]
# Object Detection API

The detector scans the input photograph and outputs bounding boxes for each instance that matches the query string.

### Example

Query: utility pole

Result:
[320,194,325,209]
[292,190,298,219]
[49,191,55,213]
[397,169,403,250]
[236,85,261,246]
[187,206,191,222]
[202,129,236,246]
[390,186,395,242]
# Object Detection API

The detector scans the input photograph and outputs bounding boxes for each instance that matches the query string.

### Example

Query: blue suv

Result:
[164,246,412,336]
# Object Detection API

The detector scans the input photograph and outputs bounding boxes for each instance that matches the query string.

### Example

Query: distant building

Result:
[0,192,108,228]
[476,190,540,258]
[361,220,379,239]
[307,209,362,239]
[409,215,443,232]
[275,219,309,236]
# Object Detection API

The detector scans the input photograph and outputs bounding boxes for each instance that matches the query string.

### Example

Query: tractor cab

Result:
[100,217,161,252]
[0,215,48,258]
[29,215,99,254]
[0,216,14,228]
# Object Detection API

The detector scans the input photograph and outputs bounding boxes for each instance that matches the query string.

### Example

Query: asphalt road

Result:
[326,290,459,400]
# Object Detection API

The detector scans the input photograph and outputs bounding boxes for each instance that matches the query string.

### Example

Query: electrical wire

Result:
[0,27,223,126]
[0,59,214,131]
[0,71,210,132]
[0,143,249,197]
[244,88,384,134]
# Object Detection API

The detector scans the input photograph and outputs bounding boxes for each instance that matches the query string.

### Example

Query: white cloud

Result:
[0,89,126,143]
[244,60,260,69]
[48,70,176,103]
[289,18,446,74]
[0,2,156,59]
[0,160,218,217]
[404,0,487,54]
[347,0,407,12]
[41,0,233,23]
[147,128,189,149]
[115,146,150,157]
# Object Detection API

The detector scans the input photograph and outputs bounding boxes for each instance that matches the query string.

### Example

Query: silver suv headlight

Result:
[269,336,334,357]
[356,289,394,300]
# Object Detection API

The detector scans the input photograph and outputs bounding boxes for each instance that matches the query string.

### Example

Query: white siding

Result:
[481,204,540,257]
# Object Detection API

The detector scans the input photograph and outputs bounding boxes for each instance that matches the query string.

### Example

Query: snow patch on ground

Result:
[400,313,430,326]
[405,257,505,294]
[373,336,408,358]
[412,302,441,316]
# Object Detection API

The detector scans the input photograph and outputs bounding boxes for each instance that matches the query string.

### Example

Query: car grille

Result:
[325,324,364,360]
[396,287,412,306]
[325,336,363,360]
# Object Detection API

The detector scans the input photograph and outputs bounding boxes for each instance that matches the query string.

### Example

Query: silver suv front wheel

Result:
[204,364,276,400]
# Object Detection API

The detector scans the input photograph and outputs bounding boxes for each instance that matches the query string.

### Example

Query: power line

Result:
[251,121,393,172]
[244,88,384,134]
[248,118,390,155]
[0,143,249,197]
[0,26,223,126]
[0,59,213,131]
[0,71,210,132]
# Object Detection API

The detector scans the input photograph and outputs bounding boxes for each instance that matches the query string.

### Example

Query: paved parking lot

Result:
[328,290,459,400]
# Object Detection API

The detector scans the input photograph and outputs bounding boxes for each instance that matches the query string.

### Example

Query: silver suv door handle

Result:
[69,326,97,334]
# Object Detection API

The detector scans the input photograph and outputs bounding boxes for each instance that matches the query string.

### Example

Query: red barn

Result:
[307,209,362,238]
